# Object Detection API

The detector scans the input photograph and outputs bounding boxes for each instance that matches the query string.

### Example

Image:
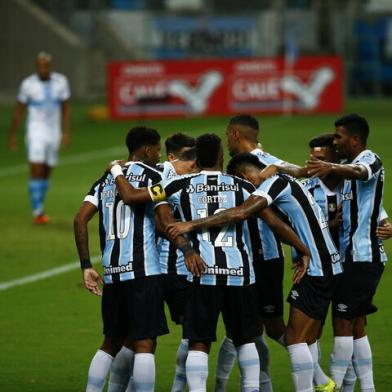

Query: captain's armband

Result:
[148,182,167,202]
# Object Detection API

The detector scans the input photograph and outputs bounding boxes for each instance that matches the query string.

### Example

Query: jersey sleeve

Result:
[252,176,287,206]
[355,151,383,182]
[59,75,71,101]
[380,205,388,221]
[17,79,30,104]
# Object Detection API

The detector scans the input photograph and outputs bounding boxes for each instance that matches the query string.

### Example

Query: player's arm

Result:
[262,162,308,179]
[74,201,103,296]
[258,208,310,283]
[167,195,268,239]
[61,100,70,147]
[377,218,392,240]
[155,203,207,277]
[8,101,26,150]
[110,163,166,205]
[306,156,368,180]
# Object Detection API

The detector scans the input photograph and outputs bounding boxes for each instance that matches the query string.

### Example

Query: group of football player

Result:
[74,113,391,392]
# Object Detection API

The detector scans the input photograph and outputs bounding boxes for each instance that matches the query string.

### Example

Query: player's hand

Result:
[328,204,342,229]
[167,221,193,241]
[292,254,309,284]
[83,268,103,296]
[62,132,70,148]
[305,156,332,178]
[260,164,278,181]
[8,134,17,151]
[184,250,207,277]
[106,159,126,173]
[376,221,392,240]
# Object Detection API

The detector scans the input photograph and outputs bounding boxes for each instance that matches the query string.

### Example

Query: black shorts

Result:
[332,262,384,319]
[183,283,259,345]
[287,273,337,320]
[161,274,190,324]
[253,259,284,318]
[102,276,169,340]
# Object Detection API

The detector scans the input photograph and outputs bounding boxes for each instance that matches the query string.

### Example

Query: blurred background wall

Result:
[1,0,392,101]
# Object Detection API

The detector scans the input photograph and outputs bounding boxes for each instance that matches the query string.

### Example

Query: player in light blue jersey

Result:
[75,126,203,392]
[168,152,342,392]
[306,114,387,392]
[8,52,71,224]
[157,133,198,392]
[214,114,305,392]
[165,134,311,392]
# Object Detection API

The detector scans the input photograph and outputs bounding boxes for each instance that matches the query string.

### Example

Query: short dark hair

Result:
[308,133,335,149]
[334,114,369,143]
[227,153,266,176]
[165,133,195,155]
[178,147,196,161]
[126,126,160,154]
[196,134,221,168]
[229,114,259,130]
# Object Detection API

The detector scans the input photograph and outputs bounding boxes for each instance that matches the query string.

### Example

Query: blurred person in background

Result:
[8,51,71,224]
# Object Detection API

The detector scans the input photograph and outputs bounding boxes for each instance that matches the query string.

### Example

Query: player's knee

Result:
[133,338,156,353]
[100,336,123,356]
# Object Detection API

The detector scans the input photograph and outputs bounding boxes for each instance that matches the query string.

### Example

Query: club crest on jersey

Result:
[328,203,337,212]
[342,191,353,201]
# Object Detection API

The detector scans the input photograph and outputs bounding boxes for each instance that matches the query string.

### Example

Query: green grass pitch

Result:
[0,100,391,391]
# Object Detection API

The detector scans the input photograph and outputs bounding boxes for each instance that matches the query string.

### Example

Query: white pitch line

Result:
[0,255,101,291]
[0,146,125,178]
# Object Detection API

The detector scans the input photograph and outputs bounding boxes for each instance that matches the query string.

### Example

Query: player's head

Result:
[309,133,339,163]
[126,126,161,166]
[196,133,223,170]
[36,52,52,81]
[173,147,198,175]
[227,153,266,186]
[334,114,369,159]
[165,133,195,161]
[226,114,259,156]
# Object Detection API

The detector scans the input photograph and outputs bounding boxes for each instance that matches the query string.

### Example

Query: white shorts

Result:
[26,138,61,167]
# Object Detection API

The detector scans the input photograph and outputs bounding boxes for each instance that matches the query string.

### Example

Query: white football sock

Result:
[308,341,329,385]
[237,343,260,392]
[330,336,354,389]
[287,343,314,392]
[186,350,209,392]
[353,336,375,391]
[342,362,356,392]
[255,335,273,392]
[215,337,236,392]
[171,339,189,392]
[108,346,135,392]
[86,349,113,392]
[133,353,155,392]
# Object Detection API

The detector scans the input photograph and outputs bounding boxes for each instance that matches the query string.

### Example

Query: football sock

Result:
[186,350,209,392]
[352,336,375,391]
[171,339,189,392]
[29,179,48,216]
[133,353,155,392]
[342,362,356,392]
[237,343,260,392]
[86,349,113,392]
[308,341,329,385]
[287,343,314,392]
[108,346,135,392]
[255,335,273,392]
[215,336,236,392]
[330,336,354,389]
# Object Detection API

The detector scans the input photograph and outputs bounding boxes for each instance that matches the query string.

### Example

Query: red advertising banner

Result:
[108,57,343,119]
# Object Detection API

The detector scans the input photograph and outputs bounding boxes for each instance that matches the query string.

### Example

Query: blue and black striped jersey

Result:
[156,161,188,275]
[84,161,163,284]
[340,150,387,263]
[164,171,255,286]
[250,148,284,262]
[253,174,342,277]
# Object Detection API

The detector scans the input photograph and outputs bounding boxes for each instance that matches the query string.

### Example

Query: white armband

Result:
[110,164,123,179]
